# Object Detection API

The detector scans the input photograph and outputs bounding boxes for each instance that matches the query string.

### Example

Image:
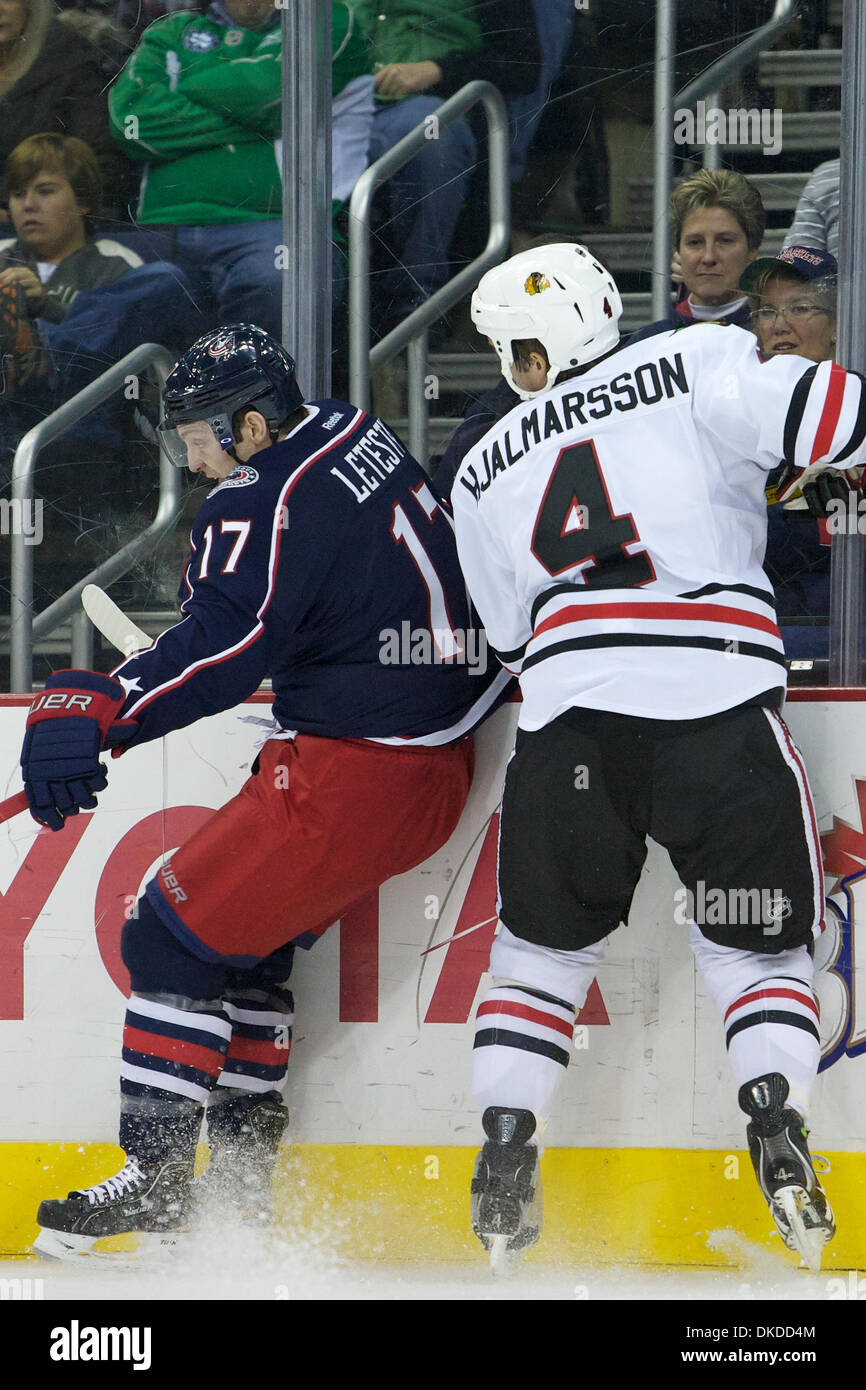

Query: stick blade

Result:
[81,585,151,656]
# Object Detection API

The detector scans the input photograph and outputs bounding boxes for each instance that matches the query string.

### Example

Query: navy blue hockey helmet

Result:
[159,323,304,468]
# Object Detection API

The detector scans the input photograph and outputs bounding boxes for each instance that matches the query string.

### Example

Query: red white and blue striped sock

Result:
[120,993,232,1104]
[216,985,294,1097]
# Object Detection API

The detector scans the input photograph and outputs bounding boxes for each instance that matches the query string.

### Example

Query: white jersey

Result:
[452,323,866,727]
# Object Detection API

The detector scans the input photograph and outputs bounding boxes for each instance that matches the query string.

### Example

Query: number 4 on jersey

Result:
[531,441,654,588]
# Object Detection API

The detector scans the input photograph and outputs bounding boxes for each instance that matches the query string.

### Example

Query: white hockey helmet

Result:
[471,243,623,399]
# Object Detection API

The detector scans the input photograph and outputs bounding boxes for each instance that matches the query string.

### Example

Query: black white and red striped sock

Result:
[691,930,819,1118]
[723,975,820,1116]
[120,993,231,1104]
[472,984,576,1123]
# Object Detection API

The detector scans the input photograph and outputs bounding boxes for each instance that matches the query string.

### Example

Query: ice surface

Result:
[0,1222,837,1301]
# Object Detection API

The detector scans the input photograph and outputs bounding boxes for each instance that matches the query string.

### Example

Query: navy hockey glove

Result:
[20,671,138,831]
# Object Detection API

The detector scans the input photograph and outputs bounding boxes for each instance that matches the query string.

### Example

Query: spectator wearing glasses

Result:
[741,245,837,367]
[739,247,839,661]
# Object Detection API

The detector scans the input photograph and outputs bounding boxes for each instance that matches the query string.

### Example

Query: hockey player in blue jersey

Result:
[21,324,510,1258]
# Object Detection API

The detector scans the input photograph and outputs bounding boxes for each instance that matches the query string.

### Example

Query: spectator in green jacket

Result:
[108,0,373,340]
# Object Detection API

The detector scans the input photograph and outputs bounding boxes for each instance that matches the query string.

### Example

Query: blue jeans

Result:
[138,221,347,343]
[508,0,575,181]
[367,96,477,320]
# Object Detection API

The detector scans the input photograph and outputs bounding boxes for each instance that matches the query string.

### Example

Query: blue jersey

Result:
[113,401,510,746]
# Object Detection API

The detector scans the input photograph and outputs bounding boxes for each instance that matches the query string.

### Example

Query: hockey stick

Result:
[81,584,151,656]
[0,790,29,825]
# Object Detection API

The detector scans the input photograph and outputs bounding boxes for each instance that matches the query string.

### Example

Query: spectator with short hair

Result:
[630,168,765,343]
[739,246,840,661]
[0,133,196,440]
[108,0,373,341]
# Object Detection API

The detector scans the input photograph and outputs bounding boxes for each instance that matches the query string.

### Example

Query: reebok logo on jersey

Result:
[322,412,344,431]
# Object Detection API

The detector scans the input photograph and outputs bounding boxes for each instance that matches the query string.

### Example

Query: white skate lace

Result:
[76,1157,148,1207]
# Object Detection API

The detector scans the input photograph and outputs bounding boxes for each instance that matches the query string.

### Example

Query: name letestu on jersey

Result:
[330,419,407,502]
[460,352,690,502]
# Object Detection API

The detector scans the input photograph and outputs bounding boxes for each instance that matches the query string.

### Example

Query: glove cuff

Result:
[45,670,125,701]
[28,671,126,741]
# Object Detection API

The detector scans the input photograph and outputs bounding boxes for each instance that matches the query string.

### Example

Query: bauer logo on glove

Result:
[20,670,138,831]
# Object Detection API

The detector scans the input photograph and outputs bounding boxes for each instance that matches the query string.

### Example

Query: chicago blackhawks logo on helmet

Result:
[524,272,551,296]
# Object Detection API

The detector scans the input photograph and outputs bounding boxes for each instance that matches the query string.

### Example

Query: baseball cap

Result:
[740,245,838,292]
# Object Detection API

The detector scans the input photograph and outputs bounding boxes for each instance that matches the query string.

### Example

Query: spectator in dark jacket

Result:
[0,0,127,217]
[629,168,765,344]
[0,133,197,435]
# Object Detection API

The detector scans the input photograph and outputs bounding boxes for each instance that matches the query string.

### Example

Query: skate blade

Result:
[488,1234,523,1278]
[774,1187,833,1274]
[33,1227,190,1265]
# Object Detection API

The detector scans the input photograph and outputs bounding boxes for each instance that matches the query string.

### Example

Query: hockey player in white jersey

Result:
[452,243,865,1273]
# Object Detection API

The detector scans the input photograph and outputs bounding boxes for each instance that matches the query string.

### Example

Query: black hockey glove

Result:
[776,460,863,520]
[20,670,138,831]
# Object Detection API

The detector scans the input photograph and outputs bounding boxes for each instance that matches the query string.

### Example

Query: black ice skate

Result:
[739,1072,835,1273]
[193,1094,289,1225]
[33,1154,193,1262]
[470,1107,542,1274]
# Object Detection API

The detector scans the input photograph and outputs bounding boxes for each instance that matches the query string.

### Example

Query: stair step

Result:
[710,109,840,152]
[628,171,810,220]
[758,48,841,86]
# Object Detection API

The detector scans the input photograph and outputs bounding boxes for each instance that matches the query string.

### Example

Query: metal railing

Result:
[652,0,797,318]
[348,79,510,465]
[9,343,181,691]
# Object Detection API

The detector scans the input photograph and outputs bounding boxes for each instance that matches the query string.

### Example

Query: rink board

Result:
[1,692,866,1265]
